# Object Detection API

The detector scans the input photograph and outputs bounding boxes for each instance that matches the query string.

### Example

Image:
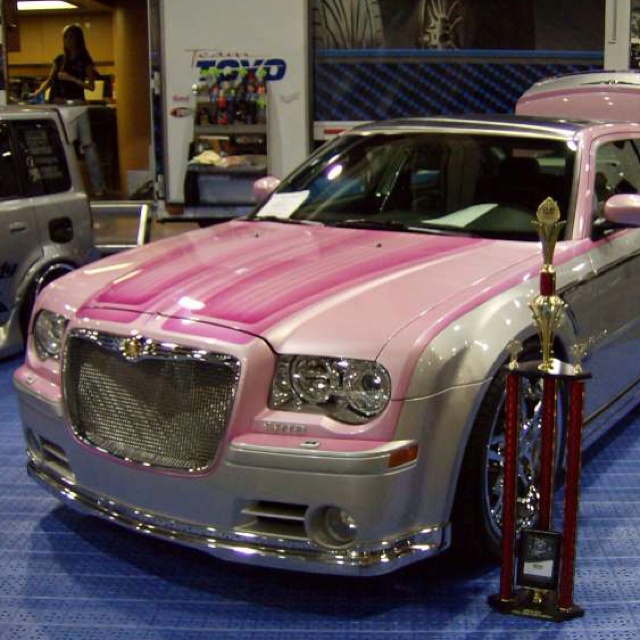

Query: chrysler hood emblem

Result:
[121,336,144,360]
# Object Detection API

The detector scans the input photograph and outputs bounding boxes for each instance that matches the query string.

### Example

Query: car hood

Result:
[73,221,542,358]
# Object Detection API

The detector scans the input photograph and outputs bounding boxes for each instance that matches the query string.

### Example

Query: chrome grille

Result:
[63,330,240,471]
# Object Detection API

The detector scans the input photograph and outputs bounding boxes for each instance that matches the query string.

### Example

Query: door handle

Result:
[9,221,27,233]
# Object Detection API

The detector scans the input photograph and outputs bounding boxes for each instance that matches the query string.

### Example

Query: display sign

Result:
[159,0,310,203]
[517,530,562,591]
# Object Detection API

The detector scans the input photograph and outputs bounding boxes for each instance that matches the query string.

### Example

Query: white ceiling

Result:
[20,0,115,13]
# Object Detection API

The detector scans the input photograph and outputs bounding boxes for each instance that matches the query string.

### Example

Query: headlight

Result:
[270,355,391,424]
[33,310,67,361]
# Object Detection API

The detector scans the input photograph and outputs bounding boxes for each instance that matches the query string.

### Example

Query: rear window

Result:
[13,119,71,196]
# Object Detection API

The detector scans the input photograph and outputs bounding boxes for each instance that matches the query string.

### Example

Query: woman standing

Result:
[30,24,105,197]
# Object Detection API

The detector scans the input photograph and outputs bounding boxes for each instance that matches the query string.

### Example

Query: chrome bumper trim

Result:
[28,462,450,576]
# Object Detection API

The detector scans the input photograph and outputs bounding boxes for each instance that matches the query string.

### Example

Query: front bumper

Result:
[28,461,450,576]
[16,367,451,576]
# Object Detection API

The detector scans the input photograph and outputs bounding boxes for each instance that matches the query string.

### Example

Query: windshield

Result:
[252,131,576,240]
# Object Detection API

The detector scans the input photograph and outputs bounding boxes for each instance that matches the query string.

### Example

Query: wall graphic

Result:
[312,0,605,124]
[312,0,602,51]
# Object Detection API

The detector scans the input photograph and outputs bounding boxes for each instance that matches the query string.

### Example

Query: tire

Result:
[452,345,565,561]
[313,0,384,49]
[20,263,75,343]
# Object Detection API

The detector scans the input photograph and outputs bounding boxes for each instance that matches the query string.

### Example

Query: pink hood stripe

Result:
[91,222,488,331]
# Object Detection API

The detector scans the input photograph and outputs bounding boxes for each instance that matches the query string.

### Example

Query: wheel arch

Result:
[18,259,79,341]
[387,281,577,532]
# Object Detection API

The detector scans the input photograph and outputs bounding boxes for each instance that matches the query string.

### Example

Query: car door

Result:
[562,135,640,419]
[0,121,40,328]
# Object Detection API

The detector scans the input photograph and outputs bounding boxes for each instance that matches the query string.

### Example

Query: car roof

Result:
[0,104,61,120]
[351,114,597,140]
[522,70,640,97]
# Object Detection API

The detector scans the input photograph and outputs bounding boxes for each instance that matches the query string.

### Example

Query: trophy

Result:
[528,198,567,371]
[489,197,590,622]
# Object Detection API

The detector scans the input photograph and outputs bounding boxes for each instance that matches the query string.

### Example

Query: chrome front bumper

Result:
[28,461,451,576]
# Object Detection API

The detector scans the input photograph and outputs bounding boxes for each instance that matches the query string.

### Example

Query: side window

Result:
[0,123,20,200]
[12,119,71,197]
[594,139,640,216]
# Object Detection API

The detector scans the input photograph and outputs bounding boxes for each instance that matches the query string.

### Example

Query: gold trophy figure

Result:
[570,342,589,375]
[530,293,567,371]
[529,198,567,371]
[506,339,523,371]
[533,197,566,271]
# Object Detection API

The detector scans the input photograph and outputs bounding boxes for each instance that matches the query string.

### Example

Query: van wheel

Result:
[452,345,565,561]
[20,263,75,343]
[313,0,384,49]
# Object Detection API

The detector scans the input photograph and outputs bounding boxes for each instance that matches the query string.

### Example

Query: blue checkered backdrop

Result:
[313,50,602,121]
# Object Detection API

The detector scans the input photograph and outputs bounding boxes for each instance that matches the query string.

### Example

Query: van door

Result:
[12,117,89,256]
[0,121,40,328]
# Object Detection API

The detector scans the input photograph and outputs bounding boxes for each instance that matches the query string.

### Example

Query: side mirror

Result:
[252,175,281,205]
[603,193,640,227]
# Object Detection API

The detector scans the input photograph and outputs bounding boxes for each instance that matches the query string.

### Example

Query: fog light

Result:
[309,506,358,549]
[325,507,357,544]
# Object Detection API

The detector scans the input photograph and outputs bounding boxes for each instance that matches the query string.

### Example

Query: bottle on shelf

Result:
[255,68,267,124]
[216,81,228,125]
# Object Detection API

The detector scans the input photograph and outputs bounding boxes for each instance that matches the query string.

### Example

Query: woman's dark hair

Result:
[62,24,92,62]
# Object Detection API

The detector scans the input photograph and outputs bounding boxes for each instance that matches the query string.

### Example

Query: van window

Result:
[13,120,71,196]
[0,123,19,199]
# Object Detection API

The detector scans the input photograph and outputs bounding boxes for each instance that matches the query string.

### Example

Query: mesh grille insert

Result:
[63,332,240,471]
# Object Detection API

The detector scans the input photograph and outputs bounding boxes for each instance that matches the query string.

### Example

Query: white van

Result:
[0,106,94,358]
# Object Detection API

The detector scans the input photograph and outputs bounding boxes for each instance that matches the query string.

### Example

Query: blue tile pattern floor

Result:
[2,353,640,639]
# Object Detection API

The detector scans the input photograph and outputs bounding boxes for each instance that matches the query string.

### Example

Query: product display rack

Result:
[183,68,269,223]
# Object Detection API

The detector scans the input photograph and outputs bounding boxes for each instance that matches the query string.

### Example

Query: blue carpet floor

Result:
[2,353,640,639]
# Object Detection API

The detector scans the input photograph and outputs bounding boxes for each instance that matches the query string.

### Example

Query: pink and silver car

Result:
[14,77,640,574]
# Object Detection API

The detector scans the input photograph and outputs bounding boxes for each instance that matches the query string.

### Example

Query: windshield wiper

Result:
[330,218,411,231]
[252,215,323,226]
[329,218,479,235]
[416,223,484,237]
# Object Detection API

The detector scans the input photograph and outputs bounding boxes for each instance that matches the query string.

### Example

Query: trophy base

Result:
[488,589,584,623]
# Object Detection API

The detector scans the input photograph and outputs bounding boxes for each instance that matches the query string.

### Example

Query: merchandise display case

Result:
[184,68,268,222]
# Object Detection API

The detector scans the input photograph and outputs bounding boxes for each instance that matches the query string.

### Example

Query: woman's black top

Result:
[48,52,93,103]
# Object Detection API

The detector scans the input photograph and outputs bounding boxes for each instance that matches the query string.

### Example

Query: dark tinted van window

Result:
[13,120,71,196]
[0,123,19,199]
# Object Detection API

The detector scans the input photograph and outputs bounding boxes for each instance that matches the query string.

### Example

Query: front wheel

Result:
[453,348,565,560]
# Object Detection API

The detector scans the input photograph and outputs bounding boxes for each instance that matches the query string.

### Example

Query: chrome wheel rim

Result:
[484,376,558,539]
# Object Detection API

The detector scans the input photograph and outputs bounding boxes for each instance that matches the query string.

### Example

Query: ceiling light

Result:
[18,1,78,10]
